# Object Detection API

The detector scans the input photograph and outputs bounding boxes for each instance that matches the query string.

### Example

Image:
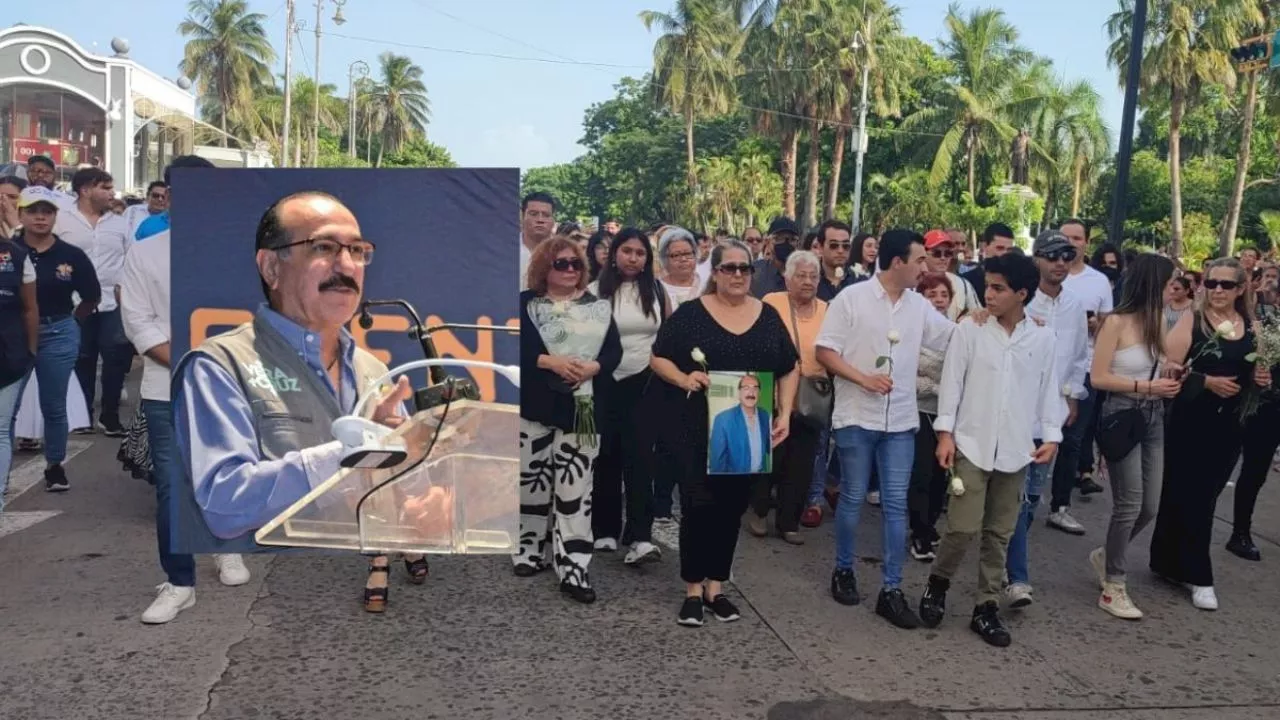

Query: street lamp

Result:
[347,59,369,159]
[309,0,349,166]
[849,30,871,235]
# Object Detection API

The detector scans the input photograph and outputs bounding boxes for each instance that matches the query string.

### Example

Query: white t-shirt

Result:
[22,255,35,283]
[589,280,661,380]
[1062,264,1114,366]
[519,238,531,292]
[119,230,171,401]
[661,278,701,310]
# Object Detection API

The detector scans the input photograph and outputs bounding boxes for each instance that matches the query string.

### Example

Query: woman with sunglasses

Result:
[588,227,668,563]
[647,238,798,627]
[518,235,622,604]
[1152,258,1269,610]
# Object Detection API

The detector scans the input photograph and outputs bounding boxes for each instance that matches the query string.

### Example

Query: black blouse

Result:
[519,289,622,432]
[647,297,798,443]
[1179,315,1256,414]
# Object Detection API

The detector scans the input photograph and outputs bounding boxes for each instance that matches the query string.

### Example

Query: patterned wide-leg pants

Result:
[515,419,598,588]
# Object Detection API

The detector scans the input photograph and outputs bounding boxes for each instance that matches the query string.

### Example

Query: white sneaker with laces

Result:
[1190,585,1218,611]
[214,554,250,586]
[1047,509,1086,535]
[593,538,617,552]
[624,541,662,565]
[1004,582,1034,609]
[1099,581,1142,619]
[141,583,195,624]
[1089,547,1106,589]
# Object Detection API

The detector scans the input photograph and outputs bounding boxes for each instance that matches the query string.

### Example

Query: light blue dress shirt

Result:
[743,407,763,473]
[174,305,363,540]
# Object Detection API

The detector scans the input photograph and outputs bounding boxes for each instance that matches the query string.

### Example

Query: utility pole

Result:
[312,0,322,167]
[850,0,872,234]
[347,60,368,159]
[281,0,294,167]
[1107,0,1147,248]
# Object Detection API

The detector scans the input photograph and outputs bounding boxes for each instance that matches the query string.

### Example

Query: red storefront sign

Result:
[12,140,62,165]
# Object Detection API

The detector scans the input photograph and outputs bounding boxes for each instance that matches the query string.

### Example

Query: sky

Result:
[11,0,1129,170]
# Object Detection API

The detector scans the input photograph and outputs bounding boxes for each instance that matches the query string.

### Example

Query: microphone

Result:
[357,300,518,411]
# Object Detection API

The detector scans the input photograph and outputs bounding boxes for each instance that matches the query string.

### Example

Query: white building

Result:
[0,24,271,194]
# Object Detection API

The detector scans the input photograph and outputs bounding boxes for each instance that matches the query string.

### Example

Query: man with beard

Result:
[519,192,556,291]
[172,191,419,610]
[710,373,772,474]
[23,156,76,208]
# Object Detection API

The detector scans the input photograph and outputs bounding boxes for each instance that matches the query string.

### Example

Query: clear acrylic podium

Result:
[254,399,519,555]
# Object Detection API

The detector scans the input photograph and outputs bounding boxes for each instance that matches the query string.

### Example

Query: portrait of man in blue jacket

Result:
[709,373,772,474]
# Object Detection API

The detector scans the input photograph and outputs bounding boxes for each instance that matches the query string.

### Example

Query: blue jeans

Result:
[1006,441,1053,586]
[808,426,834,505]
[0,371,30,511]
[76,308,134,425]
[35,317,80,465]
[833,426,914,588]
[144,399,195,587]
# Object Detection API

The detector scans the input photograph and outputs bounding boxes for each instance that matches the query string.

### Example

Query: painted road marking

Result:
[0,511,61,538]
[4,440,92,503]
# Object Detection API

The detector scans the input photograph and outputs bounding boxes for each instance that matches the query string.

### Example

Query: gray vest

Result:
[172,313,390,553]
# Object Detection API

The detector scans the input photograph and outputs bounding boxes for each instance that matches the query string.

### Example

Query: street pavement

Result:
[2,377,1280,720]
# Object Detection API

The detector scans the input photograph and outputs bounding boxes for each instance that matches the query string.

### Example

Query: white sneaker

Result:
[593,538,617,552]
[213,554,250,586]
[1089,547,1106,589]
[624,541,662,565]
[1099,581,1143,619]
[1190,585,1218,611]
[1004,582,1034,609]
[141,583,195,624]
[1047,509,1086,535]
[867,491,881,506]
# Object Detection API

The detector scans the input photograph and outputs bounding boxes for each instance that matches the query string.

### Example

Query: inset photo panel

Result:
[707,371,775,475]
[158,167,520,559]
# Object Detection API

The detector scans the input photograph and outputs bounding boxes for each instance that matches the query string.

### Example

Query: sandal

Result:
[364,562,390,613]
[404,556,429,585]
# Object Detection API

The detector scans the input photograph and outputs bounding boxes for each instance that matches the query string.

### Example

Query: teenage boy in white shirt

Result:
[918,252,1065,647]
[816,229,954,630]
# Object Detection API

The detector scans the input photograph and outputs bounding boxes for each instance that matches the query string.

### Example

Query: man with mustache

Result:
[710,373,772,474]
[172,190,420,612]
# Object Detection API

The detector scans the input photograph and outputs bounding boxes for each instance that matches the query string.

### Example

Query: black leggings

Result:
[909,412,948,541]
[1234,402,1280,535]
[593,371,657,544]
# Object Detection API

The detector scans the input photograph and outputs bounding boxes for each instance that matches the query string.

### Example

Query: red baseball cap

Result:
[923,229,951,250]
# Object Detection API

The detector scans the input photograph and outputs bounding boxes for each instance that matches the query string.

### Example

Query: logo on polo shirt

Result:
[56,263,73,281]
[0,251,12,274]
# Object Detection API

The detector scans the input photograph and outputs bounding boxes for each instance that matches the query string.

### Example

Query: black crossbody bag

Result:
[1094,361,1157,463]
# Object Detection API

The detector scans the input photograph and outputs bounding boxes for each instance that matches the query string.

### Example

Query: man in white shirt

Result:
[56,168,132,436]
[23,155,77,209]
[519,192,556,291]
[1053,219,1114,532]
[120,156,249,625]
[1003,230,1089,608]
[816,229,954,630]
[125,181,169,240]
[918,252,1064,648]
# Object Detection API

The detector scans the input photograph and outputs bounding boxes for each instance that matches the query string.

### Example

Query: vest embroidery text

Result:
[243,360,301,395]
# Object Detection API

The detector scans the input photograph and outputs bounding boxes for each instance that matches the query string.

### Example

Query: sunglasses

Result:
[717,263,755,276]
[1037,249,1077,263]
[826,242,852,250]
[929,248,954,259]
[552,257,584,272]
[149,193,167,200]
[1203,279,1240,291]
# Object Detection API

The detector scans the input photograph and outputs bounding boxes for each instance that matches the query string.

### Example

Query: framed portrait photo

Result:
[706,371,775,475]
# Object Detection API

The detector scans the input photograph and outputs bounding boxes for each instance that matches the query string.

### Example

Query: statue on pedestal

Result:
[1010,128,1030,186]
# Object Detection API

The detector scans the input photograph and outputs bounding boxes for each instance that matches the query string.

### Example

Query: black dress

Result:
[647,298,797,584]
[1150,319,1255,587]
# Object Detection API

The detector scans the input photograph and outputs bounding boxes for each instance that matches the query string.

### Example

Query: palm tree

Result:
[1107,0,1258,258]
[367,52,431,167]
[1025,77,1110,222]
[178,0,276,148]
[641,0,744,187]
[1220,1,1270,255]
[900,4,1042,199]
[256,76,344,166]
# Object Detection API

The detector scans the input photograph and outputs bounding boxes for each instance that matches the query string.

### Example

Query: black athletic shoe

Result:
[703,594,741,622]
[559,580,596,605]
[970,601,1012,647]
[910,535,936,562]
[44,464,69,492]
[831,568,860,606]
[1227,532,1262,562]
[99,418,127,438]
[1078,473,1104,496]
[919,575,949,628]
[677,596,705,627]
[876,588,921,629]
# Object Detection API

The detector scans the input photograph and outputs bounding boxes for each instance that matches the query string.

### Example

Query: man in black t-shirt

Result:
[963,223,1016,304]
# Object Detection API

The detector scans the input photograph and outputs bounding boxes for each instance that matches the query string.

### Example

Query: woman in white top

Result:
[1088,254,1181,620]
[657,227,702,309]
[588,227,669,565]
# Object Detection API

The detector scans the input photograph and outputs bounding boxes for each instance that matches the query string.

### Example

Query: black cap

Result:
[768,217,799,236]
[27,155,55,170]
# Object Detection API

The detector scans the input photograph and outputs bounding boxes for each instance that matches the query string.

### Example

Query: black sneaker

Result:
[44,464,69,492]
[910,535,936,562]
[831,568,860,606]
[677,596,704,627]
[558,580,596,605]
[919,575,949,628]
[1078,473,1104,496]
[703,594,741,622]
[99,418,126,438]
[875,588,921,629]
[970,601,1012,647]
[1226,532,1262,562]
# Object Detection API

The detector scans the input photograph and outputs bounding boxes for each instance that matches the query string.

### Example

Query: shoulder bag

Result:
[1094,361,1157,463]
[788,298,833,429]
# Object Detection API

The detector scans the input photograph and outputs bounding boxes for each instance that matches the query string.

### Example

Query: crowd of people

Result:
[517,190,1278,645]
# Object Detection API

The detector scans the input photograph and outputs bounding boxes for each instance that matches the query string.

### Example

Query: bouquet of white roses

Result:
[1241,313,1280,421]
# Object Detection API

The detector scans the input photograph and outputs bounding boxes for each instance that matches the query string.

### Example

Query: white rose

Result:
[834,266,845,280]
[691,347,706,364]
[1216,321,1235,337]
[887,329,901,345]
[948,474,965,496]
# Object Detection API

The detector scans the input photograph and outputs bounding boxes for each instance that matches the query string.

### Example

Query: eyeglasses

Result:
[149,193,167,200]
[929,248,954,259]
[1203,279,1240,291]
[552,257,584,272]
[717,263,755,276]
[272,237,376,266]
[666,251,695,261]
[1037,249,1077,263]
